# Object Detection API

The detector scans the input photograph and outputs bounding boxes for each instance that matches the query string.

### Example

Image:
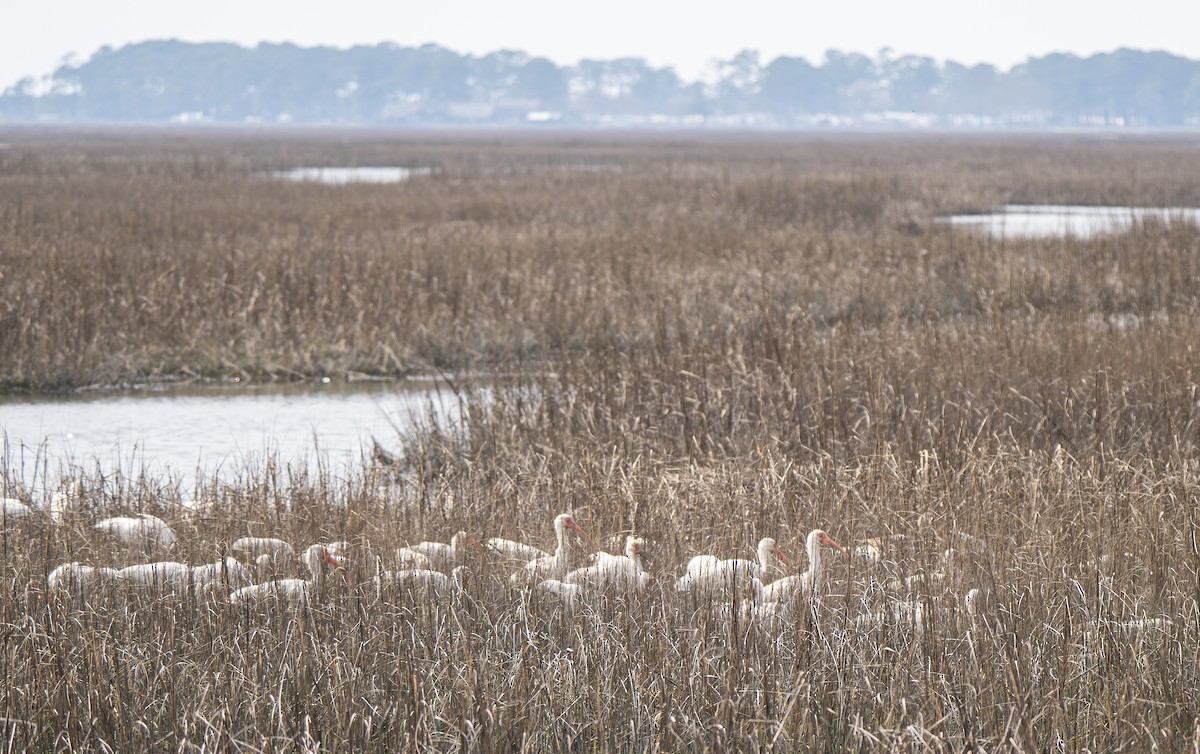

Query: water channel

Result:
[272,166,432,184]
[0,380,461,488]
[939,204,1200,239]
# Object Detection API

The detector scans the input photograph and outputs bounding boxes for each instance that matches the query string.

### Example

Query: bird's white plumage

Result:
[676,538,787,597]
[400,531,470,572]
[487,538,550,562]
[565,536,649,592]
[116,561,192,589]
[191,557,253,592]
[232,537,295,561]
[508,513,588,583]
[95,514,177,550]
[2,498,32,519]
[230,579,311,606]
[230,544,344,607]
[48,562,119,598]
[538,578,582,606]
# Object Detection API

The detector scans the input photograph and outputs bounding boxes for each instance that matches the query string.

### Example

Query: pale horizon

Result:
[3,0,1198,92]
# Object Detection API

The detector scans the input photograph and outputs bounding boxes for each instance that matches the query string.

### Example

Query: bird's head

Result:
[817,530,849,561]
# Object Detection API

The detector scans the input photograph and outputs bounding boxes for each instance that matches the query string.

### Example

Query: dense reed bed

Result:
[2,129,1200,751]
[3,130,1200,391]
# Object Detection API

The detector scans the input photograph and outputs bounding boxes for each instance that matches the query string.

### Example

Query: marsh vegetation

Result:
[1,130,1200,751]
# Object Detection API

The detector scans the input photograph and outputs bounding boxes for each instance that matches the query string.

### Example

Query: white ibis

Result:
[564,535,650,592]
[485,538,549,563]
[191,557,253,593]
[2,498,31,520]
[899,548,971,594]
[761,529,848,603]
[488,513,586,563]
[853,597,933,638]
[95,514,177,551]
[382,565,470,599]
[233,537,296,580]
[853,539,887,565]
[964,587,991,623]
[229,544,344,606]
[504,514,589,583]
[232,537,295,563]
[393,548,432,571]
[47,562,119,601]
[323,540,379,580]
[676,537,789,596]
[115,561,193,590]
[47,488,79,523]
[254,554,275,582]
[734,537,791,580]
[399,531,474,572]
[537,578,583,607]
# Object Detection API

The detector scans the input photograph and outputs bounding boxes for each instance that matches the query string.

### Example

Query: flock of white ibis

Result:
[20,503,932,626]
[8,497,1170,636]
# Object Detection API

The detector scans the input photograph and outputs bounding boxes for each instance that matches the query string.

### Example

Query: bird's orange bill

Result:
[566,518,588,540]
[775,547,791,567]
[820,532,850,560]
[324,551,344,569]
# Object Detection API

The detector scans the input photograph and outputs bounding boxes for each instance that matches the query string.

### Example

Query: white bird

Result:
[254,554,276,582]
[565,535,650,592]
[963,587,995,628]
[898,548,971,594]
[723,537,792,581]
[2,498,32,519]
[393,548,432,571]
[232,537,295,563]
[488,512,585,562]
[234,537,296,581]
[95,514,177,551]
[486,537,550,563]
[1106,617,1174,634]
[537,578,583,607]
[229,578,313,606]
[47,562,119,601]
[176,491,215,519]
[399,531,474,572]
[383,565,470,598]
[230,544,345,606]
[853,540,887,565]
[509,513,589,583]
[761,529,848,603]
[47,487,79,522]
[323,540,378,580]
[191,557,253,593]
[853,598,933,638]
[115,561,193,590]
[676,537,790,597]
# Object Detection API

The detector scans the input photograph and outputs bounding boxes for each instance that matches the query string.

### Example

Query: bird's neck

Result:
[807,534,822,582]
[304,548,326,585]
[757,544,773,575]
[552,535,573,568]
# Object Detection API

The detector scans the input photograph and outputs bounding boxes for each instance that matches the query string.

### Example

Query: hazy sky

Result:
[4,0,1198,90]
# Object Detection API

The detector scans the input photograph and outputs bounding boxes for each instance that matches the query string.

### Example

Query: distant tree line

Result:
[3,40,1200,127]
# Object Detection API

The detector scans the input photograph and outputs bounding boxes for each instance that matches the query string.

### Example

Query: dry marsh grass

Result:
[1,129,1200,751]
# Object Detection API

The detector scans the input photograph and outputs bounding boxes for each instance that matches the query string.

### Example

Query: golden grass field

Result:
[2,129,1200,751]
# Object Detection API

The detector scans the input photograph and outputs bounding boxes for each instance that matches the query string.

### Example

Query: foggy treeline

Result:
[3,40,1200,127]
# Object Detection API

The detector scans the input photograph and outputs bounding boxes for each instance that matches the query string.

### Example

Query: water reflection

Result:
[940,204,1200,239]
[0,380,461,485]
[273,166,432,184]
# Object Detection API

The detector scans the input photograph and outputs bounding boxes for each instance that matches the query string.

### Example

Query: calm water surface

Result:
[273,166,432,184]
[0,380,460,486]
[940,204,1200,239]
